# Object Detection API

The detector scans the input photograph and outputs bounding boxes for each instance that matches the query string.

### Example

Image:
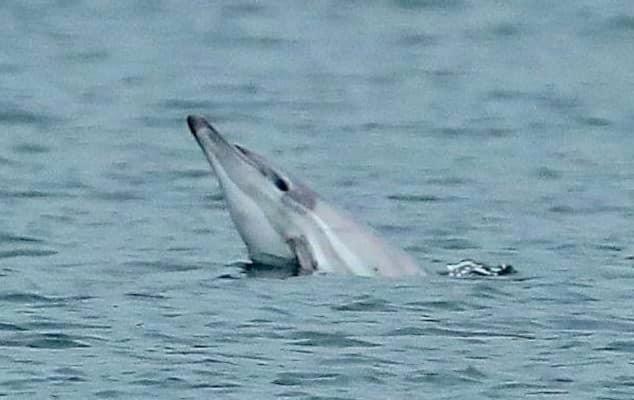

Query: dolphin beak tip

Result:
[186,115,205,134]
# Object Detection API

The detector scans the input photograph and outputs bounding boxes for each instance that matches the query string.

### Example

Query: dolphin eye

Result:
[234,144,289,192]
[274,176,289,192]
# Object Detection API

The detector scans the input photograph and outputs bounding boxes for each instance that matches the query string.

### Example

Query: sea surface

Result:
[1,1,634,399]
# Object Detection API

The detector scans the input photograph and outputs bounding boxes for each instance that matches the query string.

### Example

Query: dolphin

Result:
[186,115,424,278]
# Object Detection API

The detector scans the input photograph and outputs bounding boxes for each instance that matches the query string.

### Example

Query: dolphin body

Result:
[186,115,424,278]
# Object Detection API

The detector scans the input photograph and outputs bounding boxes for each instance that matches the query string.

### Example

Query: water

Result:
[1,1,633,398]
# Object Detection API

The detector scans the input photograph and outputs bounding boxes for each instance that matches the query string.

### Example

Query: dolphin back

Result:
[308,201,424,277]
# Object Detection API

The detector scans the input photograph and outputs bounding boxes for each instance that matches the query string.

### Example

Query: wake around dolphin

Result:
[186,115,424,278]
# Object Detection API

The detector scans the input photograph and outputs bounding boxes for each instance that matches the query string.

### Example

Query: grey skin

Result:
[186,115,424,278]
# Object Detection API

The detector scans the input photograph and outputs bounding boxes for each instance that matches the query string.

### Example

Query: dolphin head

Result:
[186,115,315,264]
[187,115,291,206]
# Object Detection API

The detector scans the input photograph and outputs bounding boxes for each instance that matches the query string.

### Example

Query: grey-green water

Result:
[1,1,633,398]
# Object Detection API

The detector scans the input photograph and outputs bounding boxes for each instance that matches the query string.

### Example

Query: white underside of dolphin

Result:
[186,115,424,278]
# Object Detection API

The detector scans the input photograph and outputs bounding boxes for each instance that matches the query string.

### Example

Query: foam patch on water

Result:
[446,259,516,278]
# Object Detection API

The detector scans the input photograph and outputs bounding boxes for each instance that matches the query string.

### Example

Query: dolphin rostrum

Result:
[186,115,424,278]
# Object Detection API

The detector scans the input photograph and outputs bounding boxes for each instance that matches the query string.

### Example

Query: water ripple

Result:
[331,296,397,312]
[158,99,218,111]
[393,0,465,11]
[405,368,480,385]
[0,333,90,349]
[273,371,347,386]
[0,190,69,199]
[577,116,611,127]
[405,300,483,312]
[0,292,58,303]
[387,194,457,203]
[430,237,479,250]
[0,249,57,259]
[606,15,634,32]
[94,389,128,399]
[88,190,144,202]
[62,49,109,63]
[11,143,50,154]
[0,108,58,126]
[125,292,169,300]
[420,327,536,340]
[122,260,203,273]
[597,340,634,353]
[0,232,44,244]
[288,331,379,348]
[534,166,562,180]
[0,322,26,331]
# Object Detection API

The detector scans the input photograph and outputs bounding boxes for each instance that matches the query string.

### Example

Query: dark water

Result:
[1,1,634,398]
